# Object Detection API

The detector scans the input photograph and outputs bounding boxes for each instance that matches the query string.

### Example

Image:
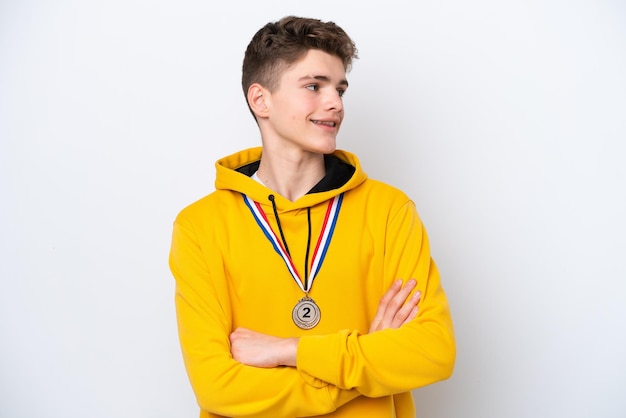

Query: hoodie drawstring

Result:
[268,194,313,290]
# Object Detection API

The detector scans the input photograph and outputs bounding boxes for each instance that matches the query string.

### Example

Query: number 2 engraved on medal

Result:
[292,297,321,329]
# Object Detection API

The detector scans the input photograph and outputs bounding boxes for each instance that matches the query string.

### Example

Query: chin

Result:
[315,139,337,155]
[314,145,336,155]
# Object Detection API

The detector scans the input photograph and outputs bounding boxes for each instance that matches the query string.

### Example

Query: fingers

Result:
[390,285,421,328]
[229,327,254,344]
[230,328,298,368]
[370,279,403,332]
[383,278,418,328]
[229,328,277,367]
[369,279,421,333]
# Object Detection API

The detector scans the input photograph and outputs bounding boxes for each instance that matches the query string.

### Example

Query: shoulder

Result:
[350,177,412,206]
[343,178,421,225]
[174,190,241,227]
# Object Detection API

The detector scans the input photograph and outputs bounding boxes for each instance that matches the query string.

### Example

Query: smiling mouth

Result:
[312,120,337,127]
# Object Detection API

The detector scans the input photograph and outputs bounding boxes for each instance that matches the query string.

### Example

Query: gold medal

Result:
[292,296,321,330]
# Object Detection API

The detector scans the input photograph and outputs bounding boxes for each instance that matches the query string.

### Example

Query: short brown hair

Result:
[242,16,358,99]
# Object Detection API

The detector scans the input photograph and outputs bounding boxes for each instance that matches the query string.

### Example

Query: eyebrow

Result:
[299,75,349,88]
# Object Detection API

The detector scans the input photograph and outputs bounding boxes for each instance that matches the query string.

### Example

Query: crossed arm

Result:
[171,199,455,416]
[230,278,421,368]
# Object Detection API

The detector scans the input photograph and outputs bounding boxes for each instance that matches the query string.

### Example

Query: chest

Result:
[219,200,385,334]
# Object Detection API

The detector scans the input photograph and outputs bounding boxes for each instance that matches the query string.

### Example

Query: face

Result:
[260,49,348,156]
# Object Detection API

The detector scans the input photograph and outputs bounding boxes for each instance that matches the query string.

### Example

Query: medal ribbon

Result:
[242,193,344,293]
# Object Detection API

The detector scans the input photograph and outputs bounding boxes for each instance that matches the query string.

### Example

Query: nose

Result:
[324,89,343,113]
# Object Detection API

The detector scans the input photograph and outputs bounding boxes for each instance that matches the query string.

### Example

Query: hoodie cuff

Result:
[297,331,346,387]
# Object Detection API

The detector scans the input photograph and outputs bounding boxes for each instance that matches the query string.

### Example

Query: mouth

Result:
[312,119,338,128]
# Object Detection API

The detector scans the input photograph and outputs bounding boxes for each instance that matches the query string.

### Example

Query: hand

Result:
[230,327,299,368]
[369,279,421,333]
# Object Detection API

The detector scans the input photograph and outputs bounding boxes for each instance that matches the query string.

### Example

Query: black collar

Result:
[236,154,355,194]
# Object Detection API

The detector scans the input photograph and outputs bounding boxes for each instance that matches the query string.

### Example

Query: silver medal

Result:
[292,296,321,330]
[243,193,344,332]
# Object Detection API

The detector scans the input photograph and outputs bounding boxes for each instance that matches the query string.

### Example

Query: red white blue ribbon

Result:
[242,193,344,293]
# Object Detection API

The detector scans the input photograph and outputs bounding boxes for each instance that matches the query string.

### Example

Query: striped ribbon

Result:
[242,193,344,293]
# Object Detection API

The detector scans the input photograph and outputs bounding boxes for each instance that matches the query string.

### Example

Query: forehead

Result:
[281,49,347,82]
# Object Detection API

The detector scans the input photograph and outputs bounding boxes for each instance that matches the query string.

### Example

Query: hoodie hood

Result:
[214,147,368,211]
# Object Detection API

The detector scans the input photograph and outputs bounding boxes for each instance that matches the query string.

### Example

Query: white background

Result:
[1,1,625,417]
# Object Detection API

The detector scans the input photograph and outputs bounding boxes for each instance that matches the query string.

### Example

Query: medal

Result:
[243,192,344,329]
[292,296,321,330]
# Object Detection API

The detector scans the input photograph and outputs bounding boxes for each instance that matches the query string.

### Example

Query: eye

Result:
[337,88,346,98]
[306,84,319,92]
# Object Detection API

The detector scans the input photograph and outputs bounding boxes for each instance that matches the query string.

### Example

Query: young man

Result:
[169,16,455,417]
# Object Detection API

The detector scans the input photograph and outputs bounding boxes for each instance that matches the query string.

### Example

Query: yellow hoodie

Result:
[169,147,455,417]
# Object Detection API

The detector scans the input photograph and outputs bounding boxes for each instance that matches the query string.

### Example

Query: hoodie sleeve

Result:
[169,215,360,417]
[296,199,456,397]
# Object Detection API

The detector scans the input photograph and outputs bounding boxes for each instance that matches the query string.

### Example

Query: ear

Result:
[247,83,270,119]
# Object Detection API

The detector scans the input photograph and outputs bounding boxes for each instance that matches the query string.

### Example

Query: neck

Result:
[257,152,326,201]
